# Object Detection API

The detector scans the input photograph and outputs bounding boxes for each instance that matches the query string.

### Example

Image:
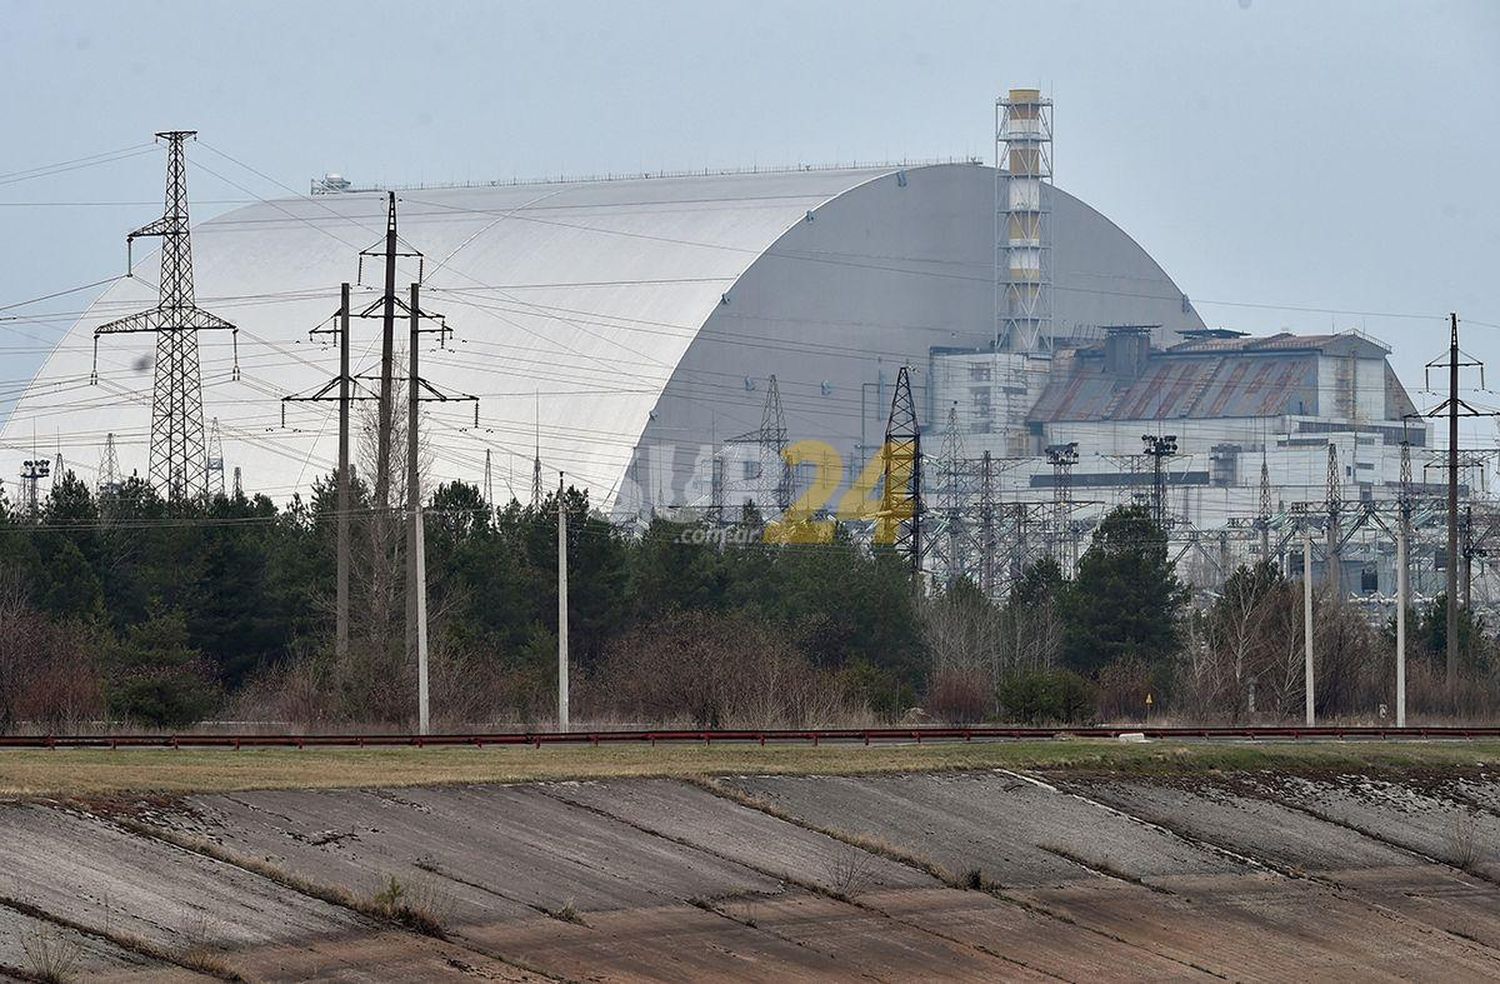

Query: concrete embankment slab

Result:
[1238,773,1500,878]
[721,771,1249,886]
[0,804,362,951]
[182,783,783,924]
[0,906,177,982]
[1065,774,1419,872]
[537,778,935,891]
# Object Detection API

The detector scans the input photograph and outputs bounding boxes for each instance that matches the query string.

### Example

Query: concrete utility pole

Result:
[557,471,570,731]
[374,193,399,512]
[414,502,430,735]
[406,283,425,728]
[336,282,351,658]
[1396,519,1407,727]
[1447,311,1460,696]
[1303,525,1315,727]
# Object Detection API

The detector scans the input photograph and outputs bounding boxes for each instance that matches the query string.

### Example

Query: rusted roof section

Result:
[1030,330,1410,423]
[1031,349,1321,422]
[1167,330,1391,358]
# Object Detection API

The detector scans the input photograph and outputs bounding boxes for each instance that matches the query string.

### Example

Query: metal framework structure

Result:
[931,405,979,587]
[1141,434,1179,529]
[18,458,49,518]
[881,366,922,575]
[97,433,122,498]
[996,88,1054,352]
[92,132,237,502]
[206,417,226,499]
[727,375,792,516]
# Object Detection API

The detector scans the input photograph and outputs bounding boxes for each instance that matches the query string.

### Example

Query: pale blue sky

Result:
[2,0,1497,421]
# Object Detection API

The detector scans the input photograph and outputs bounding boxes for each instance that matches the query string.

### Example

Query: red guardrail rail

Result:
[0,725,1497,749]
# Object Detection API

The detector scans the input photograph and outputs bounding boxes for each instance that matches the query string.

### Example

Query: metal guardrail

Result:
[1,726,1498,750]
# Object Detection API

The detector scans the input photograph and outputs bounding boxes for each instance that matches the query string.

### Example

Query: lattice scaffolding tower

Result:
[996,88,1054,353]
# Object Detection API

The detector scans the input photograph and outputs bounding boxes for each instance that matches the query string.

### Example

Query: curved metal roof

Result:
[2,163,1204,509]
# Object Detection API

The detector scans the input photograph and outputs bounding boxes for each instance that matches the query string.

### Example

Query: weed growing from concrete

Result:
[19,924,81,983]
[824,842,877,899]
[1447,811,1484,873]
[369,875,448,938]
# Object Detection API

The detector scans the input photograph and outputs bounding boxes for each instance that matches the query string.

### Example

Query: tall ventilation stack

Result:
[996,88,1053,353]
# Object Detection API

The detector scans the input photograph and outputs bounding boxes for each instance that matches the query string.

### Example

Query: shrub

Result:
[925,664,991,724]
[997,668,1096,724]
[106,609,220,728]
[1096,657,1155,723]
[585,610,867,728]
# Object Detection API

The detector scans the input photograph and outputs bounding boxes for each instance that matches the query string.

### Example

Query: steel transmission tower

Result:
[880,366,922,577]
[530,392,543,509]
[1325,441,1343,593]
[1046,441,1079,573]
[727,375,792,516]
[206,417,226,499]
[933,405,973,588]
[758,375,793,513]
[98,433,123,498]
[979,450,998,598]
[93,132,237,502]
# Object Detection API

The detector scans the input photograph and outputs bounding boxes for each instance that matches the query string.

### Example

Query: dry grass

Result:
[2,739,1499,798]
[18,923,82,983]
[367,875,448,938]
[1447,811,1485,873]
[0,893,244,982]
[822,842,877,899]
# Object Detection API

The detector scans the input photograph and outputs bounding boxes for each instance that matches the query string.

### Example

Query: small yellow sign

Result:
[1145,693,1154,706]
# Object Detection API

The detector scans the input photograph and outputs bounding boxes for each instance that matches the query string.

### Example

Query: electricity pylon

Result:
[206,417,226,499]
[880,366,922,578]
[92,131,237,502]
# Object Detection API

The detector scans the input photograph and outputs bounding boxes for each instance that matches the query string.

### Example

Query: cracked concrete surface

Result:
[0,767,1497,981]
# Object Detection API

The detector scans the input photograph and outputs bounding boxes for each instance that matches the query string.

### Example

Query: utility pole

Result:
[406,283,422,670]
[374,193,399,513]
[281,283,360,657]
[336,283,351,658]
[557,471,570,731]
[414,501,430,735]
[1303,524,1315,726]
[1447,311,1460,695]
[1409,312,1493,701]
[92,131,237,502]
[1396,514,1408,727]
